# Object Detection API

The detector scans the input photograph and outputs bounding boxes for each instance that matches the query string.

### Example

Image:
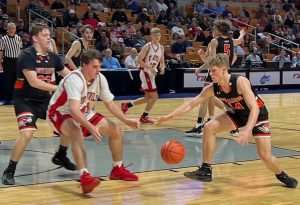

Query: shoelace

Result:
[122,163,133,173]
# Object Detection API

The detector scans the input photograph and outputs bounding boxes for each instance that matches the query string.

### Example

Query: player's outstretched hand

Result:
[235,130,249,146]
[124,118,140,130]
[155,115,173,125]
[90,127,103,143]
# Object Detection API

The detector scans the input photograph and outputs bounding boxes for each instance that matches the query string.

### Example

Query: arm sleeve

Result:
[99,73,114,102]
[17,51,36,71]
[64,74,85,100]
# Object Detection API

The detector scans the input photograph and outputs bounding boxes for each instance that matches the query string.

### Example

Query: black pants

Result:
[1,57,17,102]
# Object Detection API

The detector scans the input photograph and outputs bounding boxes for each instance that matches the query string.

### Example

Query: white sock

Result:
[130,101,134,106]
[79,168,89,176]
[113,161,123,167]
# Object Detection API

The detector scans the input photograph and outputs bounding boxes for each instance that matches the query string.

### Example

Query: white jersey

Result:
[47,68,114,120]
[142,42,163,70]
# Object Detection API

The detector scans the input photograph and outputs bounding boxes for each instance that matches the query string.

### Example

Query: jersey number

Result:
[224,44,231,57]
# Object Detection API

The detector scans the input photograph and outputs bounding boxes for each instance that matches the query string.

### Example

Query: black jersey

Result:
[216,37,234,66]
[213,74,268,120]
[71,39,85,67]
[14,46,64,100]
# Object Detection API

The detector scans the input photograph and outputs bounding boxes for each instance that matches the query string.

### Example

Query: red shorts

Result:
[48,111,104,137]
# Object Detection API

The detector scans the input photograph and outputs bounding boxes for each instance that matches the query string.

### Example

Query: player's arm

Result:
[104,101,139,129]
[157,84,214,123]
[195,39,217,75]
[23,69,57,92]
[159,46,165,75]
[57,67,71,77]
[233,28,246,46]
[65,41,80,70]
[236,76,259,144]
[137,44,153,71]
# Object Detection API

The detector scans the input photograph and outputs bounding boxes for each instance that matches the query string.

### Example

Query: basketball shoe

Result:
[2,169,15,185]
[230,129,239,137]
[121,103,129,114]
[184,126,203,136]
[276,171,298,188]
[52,152,77,171]
[184,166,212,182]
[109,164,139,181]
[140,115,154,124]
[80,171,101,194]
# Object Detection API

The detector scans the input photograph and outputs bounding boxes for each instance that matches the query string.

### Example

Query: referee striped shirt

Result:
[0,34,22,58]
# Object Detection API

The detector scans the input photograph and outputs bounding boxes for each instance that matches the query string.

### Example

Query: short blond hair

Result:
[150,27,161,34]
[207,53,229,70]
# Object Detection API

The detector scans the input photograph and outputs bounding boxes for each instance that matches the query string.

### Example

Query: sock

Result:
[127,102,134,108]
[113,161,123,167]
[7,160,18,172]
[197,117,204,124]
[79,168,89,176]
[142,112,149,117]
[57,145,68,157]
[202,163,212,170]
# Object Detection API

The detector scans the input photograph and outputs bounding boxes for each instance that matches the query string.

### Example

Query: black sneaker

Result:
[230,129,239,137]
[2,170,15,185]
[184,166,212,182]
[184,126,203,137]
[52,153,77,171]
[276,171,298,188]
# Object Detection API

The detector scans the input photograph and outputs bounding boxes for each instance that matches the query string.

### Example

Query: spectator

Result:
[156,0,168,13]
[16,19,29,35]
[83,11,99,28]
[70,22,83,41]
[292,51,300,67]
[140,21,150,36]
[245,47,262,62]
[63,9,79,27]
[156,10,168,26]
[222,5,233,18]
[272,49,291,68]
[111,9,128,24]
[240,6,250,18]
[293,33,300,48]
[130,30,148,48]
[212,0,224,15]
[82,5,100,22]
[171,36,189,54]
[128,0,141,14]
[21,33,32,49]
[51,0,65,11]
[110,38,126,60]
[124,48,140,69]
[89,0,105,13]
[107,0,127,9]
[103,48,122,69]
[171,21,185,37]
[136,8,151,24]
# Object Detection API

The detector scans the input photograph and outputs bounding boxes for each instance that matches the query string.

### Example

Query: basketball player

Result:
[157,54,298,188]
[2,24,74,185]
[47,49,140,194]
[185,20,246,136]
[65,24,94,70]
[121,28,165,124]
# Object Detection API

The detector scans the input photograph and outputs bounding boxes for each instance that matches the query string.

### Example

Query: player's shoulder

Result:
[19,46,35,59]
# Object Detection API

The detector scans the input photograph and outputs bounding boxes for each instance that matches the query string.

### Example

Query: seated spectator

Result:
[82,6,100,22]
[110,38,126,60]
[121,21,136,36]
[212,0,224,15]
[51,0,65,11]
[107,0,127,9]
[293,33,300,48]
[171,36,189,54]
[240,6,250,18]
[245,47,262,62]
[16,19,29,35]
[272,49,291,68]
[194,0,206,14]
[63,9,79,27]
[124,48,140,69]
[70,22,83,41]
[156,10,168,26]
[222,5,233,18]
[128,0,141,14]
[136,8,151,24]
[156,0,168,13]
[140,21,150,36]
[171,21,185,37]
[89,0,105,13]
[120,30,133,47]
[103,48,122,69]
[130,30,148,48]
[83,11,98,28]
[21,33,33,49]
[199,16,211,31]
[235,45,245,58]
[111,9,128,24]
[292,51,300,67]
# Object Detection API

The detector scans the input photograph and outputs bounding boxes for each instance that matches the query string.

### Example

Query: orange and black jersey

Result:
[14,46,64,100]
[213,74,268,120]
[216,37,234,66]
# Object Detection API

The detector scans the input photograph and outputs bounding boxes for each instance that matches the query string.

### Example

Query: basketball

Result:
[161,140,185,164]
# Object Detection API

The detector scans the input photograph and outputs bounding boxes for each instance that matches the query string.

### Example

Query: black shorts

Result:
[14,97,50,131]
[225,106,271,137]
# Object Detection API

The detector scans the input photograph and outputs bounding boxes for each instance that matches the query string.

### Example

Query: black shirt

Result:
[216,37,234,66]
[14,46,64,99]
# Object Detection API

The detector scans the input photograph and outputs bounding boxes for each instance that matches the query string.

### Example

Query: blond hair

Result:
[150,27,161,34]
[207,53,229,69]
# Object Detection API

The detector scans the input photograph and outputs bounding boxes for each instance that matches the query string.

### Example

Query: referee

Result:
[0,22,22,104]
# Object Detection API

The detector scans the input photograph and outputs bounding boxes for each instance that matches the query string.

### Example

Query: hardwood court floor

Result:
[0,93,300,205]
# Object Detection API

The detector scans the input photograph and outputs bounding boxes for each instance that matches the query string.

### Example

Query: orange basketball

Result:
[161,140,185,164]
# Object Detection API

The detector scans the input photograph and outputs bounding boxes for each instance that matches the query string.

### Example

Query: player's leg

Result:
[184,112,236,182]
[207,96,215,120]
[139,91,158,124]
[253,122,298,188]
[52,133,76,171]
[185,100,208,136]
[60,118,100,194]
[94,116,138,181]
